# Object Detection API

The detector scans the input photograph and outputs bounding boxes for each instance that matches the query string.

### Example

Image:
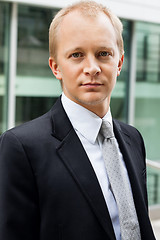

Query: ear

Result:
[117,54,124,76]
[49,57,62,80]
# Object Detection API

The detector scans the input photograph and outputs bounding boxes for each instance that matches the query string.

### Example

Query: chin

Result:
[76,96,108,106]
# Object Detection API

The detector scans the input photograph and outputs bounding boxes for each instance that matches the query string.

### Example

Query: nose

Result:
[83,56,101,76]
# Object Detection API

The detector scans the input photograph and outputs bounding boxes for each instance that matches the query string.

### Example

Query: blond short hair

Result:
[49,1,124,59]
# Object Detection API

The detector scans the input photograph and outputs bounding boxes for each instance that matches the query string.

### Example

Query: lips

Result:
[81,82,103,87]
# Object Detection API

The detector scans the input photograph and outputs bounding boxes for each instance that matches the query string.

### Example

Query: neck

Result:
[77,100,110,118]
[62,92,111,118]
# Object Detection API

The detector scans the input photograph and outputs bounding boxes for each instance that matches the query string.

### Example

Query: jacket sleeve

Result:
[0,131,40,240]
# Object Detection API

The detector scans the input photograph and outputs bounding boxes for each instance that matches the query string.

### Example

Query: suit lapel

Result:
[113,119,140,187]
[50,97,116,240]
[113,119,145,204]
[113,119,154,239]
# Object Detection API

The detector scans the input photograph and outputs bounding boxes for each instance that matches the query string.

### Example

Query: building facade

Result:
[1,0,160,205]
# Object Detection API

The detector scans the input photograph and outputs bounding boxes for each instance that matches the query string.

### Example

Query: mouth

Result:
[81,82,103,88]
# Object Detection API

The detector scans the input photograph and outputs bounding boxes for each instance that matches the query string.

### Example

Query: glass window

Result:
[16,96,57,125]
[16,5,61,126]
[0,2,10,134]
[135,22,160,205]
[111,20,132,123]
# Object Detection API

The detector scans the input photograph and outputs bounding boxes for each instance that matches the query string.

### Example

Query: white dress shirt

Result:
[61,93,130,240]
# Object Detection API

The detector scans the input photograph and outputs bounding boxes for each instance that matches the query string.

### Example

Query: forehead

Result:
[57,10,117,47]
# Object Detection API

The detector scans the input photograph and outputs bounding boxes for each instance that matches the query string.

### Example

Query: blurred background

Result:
[0,0,160,237]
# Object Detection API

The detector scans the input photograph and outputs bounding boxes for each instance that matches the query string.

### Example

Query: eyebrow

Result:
[97,46,115,51]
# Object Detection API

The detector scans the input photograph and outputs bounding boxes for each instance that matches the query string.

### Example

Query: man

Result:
[0,1,155,239]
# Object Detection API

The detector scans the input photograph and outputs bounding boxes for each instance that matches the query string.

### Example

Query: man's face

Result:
[49,10,123,116]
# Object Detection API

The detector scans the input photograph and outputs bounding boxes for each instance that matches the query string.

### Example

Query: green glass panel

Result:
[16,96,57,125]
[135,21,160,205]
[0,2,10,134]
[135,21,160,160]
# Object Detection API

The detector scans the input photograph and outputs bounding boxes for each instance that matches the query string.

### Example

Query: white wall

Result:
[2,0,160,24]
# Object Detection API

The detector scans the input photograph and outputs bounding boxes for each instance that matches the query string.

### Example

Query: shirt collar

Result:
[61,93,112,144]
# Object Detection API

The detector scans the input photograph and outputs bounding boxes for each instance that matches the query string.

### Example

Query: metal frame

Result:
[128,22,136,126]
[147,159,160,170]
[2,0,160,24]
[8,2,17,129]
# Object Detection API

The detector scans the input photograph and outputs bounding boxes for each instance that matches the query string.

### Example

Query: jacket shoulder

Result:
[113,119,143,140]
[1,110,52,142]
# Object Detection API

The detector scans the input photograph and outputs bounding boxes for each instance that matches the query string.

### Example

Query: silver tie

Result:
[100,120,141,240]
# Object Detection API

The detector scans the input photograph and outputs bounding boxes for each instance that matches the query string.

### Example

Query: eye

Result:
[71,52,83,58]
[98,51,110,57]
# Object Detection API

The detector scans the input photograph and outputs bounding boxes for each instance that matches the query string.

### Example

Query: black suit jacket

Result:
[0,97,155,240]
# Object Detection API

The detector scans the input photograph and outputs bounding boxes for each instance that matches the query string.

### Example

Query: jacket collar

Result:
[50,96,73,141]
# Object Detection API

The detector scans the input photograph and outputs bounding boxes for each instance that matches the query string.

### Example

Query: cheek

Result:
[60,67,77,90]
[103,65,118,91]
[60,64,78,79]
[110,62,119,78]
[104,65,117,80]
[111,70,118,88]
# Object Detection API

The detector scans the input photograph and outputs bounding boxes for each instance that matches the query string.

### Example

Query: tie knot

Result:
[100,120,114,139]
